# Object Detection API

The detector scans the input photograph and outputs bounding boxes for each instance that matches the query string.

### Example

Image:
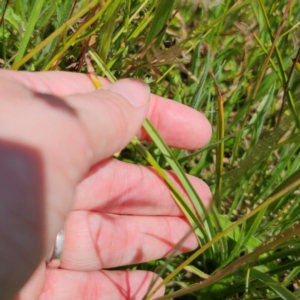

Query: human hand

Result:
[0,70,212,299]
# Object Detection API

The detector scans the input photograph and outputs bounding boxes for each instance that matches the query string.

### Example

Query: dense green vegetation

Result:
[1,0,300,299]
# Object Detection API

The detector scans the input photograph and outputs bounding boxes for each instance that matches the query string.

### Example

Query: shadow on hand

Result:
[0,140,45,299]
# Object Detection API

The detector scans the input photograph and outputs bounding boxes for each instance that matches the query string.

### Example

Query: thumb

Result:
[67,78,150,163]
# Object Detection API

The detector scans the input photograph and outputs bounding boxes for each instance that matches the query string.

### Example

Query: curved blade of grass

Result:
[147,172,300,299]
[127,11,154,41]
[249,84,275,146]
[98,0,122,62]
[214,214,261,251]
[214,222,246,272]
[184,265,210,280]
[143,119,216,254]
[268,261,300,277]
[284,266,300,286]
[258,246,300,266]
[190,50,210,110]
[275,135,300,150]
[144,0,175,47]
[270,169,300,199]
[131,136,207,244]
[89,49,116,80]
[250,268,298,300]
[14,0,45,65]
[210,69,224,209]
[242,206,267,252]
[88,49,208,245]
[152,223,300,300]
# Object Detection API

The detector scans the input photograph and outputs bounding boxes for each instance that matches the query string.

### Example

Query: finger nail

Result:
[104,79,150,107]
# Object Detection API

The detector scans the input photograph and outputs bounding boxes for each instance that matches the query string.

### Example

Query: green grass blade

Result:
[36,2,56,31]
[147,172,300,299]
[131,136,207,244]
[268,261,300,277]
[14,0,45,65]
[127,12,154,41]
[249,84,275,147]
[42,0,75,68]
[283,266,300,286]
[258,246,300,265]
[212,71,224,209]
[178,125,254,165]
[144,0,175,47]
[250,268,299,300]
[242,207,267,251]
[152,223,300,300]
[214,221,246,272]
[14,0,26,21]
[214,214,261,251]
[143,119,217,252]
[270,168,300,199]
[89,49,116,80]
[184,265,210,280]
[88,49,208,245]
[98,0,122,62]
[190,50,211,110]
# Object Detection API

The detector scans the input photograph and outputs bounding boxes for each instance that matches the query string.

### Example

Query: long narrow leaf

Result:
[42,0,75,68]
[143,119,217,254]
[250,268,298,300]
[152,223,300,300]
[88,49,209,245]
[98,0,122,62]
[147,173,300,299]
[14,0,45,64]
[190,50,211,110]
[144,0,175,47]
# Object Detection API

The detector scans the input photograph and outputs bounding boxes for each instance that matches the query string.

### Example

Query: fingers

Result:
[140,94,212,149]
[1,70,212,150]
[15,264,164,300]
[74,159,212,215]
[61,211,198,270]
[39,269,164,300]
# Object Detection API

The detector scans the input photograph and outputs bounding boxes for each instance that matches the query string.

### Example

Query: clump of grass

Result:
[2,0,300,299]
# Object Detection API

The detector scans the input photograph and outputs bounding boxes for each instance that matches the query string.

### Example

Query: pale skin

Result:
[0,70,212,299]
